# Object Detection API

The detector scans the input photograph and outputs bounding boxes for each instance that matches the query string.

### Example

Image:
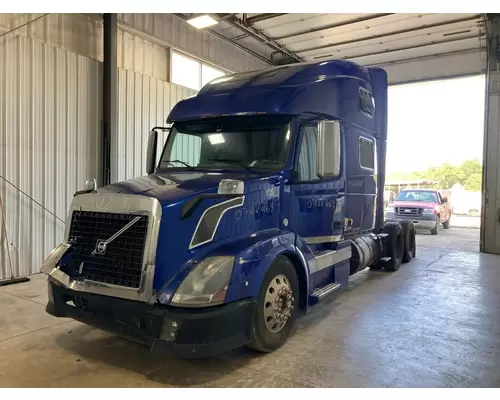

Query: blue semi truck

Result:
[41,60,416,358]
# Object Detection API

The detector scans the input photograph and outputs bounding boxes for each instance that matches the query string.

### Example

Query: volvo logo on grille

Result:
[94,240,107,255]
[90,216,142,256]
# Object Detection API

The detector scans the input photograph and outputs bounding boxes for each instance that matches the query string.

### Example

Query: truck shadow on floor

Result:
[54,323,265,387]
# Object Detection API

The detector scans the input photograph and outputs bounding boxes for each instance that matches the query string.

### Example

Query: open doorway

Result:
[385,75,485,253]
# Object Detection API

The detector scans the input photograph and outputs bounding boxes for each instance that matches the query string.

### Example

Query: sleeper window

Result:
[359,137,374,170]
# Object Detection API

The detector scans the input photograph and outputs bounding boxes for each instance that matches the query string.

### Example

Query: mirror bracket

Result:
[146,126,171,175]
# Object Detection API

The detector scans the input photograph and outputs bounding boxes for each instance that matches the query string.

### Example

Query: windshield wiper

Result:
[162,159,195,169]
[208,158,252,172]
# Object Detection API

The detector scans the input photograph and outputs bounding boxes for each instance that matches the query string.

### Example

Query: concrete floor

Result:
[1,227,499,388]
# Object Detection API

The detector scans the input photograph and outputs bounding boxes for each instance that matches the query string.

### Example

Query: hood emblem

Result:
[92,216,142,256]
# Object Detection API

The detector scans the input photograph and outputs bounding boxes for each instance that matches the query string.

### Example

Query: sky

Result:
[386,75,486,175]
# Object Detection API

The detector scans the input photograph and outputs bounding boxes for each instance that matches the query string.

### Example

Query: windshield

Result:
[395,191,438,202]
[158,115,292,172]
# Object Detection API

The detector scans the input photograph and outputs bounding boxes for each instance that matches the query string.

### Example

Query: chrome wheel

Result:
[263,274,294,333]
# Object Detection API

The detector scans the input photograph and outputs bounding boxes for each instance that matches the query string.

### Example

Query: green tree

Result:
[459,159,482,181]
[464,173,482,191]
[387,159,483,190]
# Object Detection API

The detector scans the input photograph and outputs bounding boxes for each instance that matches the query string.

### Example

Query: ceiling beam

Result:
[245,14,288,26]
[364,47,484,68]
[272,13,394,41]
[296,14,483,55]
[224,15,303,63]
[313,34,485,61]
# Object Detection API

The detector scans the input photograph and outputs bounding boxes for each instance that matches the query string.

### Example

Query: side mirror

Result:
[317,120,341,179]
[146,129,158,175]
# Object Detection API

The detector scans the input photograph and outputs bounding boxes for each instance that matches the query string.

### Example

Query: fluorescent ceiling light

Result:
[187,15,218,29]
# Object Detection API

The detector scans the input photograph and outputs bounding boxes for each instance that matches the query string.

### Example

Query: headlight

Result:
[423,208,435,215]
[385,206,395,213]
[171,256,235,307]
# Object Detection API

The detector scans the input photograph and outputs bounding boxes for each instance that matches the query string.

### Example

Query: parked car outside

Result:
[451,191,482,217]
[385,188,452,235]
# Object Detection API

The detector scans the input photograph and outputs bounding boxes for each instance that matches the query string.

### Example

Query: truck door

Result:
[282,121,345,243]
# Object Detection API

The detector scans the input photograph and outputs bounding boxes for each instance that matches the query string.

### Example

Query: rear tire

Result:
[382,221,404,272]
[443,217,450,229]
[408,227,416,259]
[247,256,299,353]
[398,220,415,263]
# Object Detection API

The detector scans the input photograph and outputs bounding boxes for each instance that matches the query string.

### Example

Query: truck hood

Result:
[390,201,438,209]
[97,170,270,205]
[95,170,282,293]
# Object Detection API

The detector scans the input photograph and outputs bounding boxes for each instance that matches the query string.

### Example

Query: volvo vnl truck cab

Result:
[41,60,416,358]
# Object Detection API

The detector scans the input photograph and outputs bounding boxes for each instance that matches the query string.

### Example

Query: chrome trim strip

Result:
[311,282,342,299]
[91,216,142,256]
[304,235,343,244]
[189,196,245,250]
[40,193,162,303]
[309,247,352,274]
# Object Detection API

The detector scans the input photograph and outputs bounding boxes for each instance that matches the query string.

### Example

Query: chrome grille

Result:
[64,211,149,288]
[395,207,422,216]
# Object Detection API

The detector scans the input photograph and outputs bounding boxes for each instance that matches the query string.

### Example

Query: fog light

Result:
[160,319,180,341]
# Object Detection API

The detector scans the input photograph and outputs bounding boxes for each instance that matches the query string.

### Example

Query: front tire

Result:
[247,256,299,353]
[431,222,438,235]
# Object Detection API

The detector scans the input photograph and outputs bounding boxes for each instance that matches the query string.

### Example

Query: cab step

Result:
[310,282,342,304]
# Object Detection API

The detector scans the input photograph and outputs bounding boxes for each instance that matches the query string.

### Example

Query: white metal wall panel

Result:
[117,29,169,81]
[0,14,168,81]
[118,13,268,73]
[0,13,103,63]
[117,68,196,182]
[0,34,101,279]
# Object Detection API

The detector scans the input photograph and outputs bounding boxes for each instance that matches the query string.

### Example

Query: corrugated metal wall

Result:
[0,34,101,279]
[117,69,196,182]
[0,14,103,64]
[0,36,198,280]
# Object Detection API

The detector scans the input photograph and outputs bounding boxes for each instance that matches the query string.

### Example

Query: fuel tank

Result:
[349,234,381,275]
